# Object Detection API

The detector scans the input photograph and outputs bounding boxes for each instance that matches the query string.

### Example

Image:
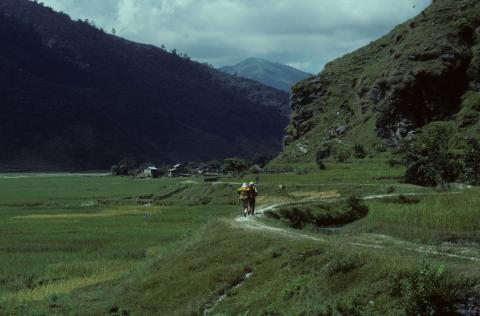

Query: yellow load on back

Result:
[238,186,250,200]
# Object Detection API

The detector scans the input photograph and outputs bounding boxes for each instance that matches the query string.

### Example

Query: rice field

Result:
[0,163,479,314]
[359,188,480,242]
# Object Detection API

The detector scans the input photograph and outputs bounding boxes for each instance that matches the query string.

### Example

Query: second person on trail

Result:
[248,182,258,216]
[238,183,250,217]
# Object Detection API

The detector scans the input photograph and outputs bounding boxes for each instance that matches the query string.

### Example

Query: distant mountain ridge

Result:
[221,58,312,92]
[0,0,290,170]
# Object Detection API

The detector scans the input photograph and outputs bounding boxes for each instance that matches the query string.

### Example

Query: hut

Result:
[168,164,182,177]
[143,166,160,178]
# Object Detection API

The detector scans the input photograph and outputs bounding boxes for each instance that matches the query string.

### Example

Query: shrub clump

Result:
[382,194,420,205]
[400,121,480,187]
[324,253,363,277]
[462,138,480,185]
[335,147,352,163]
[404,260,458,316]
[387,158,403,168]
[353,144,367,159]
[266,196,369,229]
[315,143,331,170]
[402,122,460,188]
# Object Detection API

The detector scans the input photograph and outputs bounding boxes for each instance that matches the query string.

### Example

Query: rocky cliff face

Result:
[280,0,480,162]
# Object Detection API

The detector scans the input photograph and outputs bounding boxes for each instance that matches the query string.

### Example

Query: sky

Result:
[39,0,431,73]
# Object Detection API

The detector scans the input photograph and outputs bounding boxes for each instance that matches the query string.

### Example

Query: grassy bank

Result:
[355,188,480,243]
[0,174,236,314]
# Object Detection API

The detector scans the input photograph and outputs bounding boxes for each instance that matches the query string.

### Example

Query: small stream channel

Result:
[202,271,254,315]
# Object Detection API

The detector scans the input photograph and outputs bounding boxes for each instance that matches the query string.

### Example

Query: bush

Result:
[295,167,310,175]
[385,186,396,194]
[388,272,407,298]
[264,165,295,174]
[398,195,420,204]
[111,157,138,176]
[382,195,420,204]
[462,138,480,185]
[387,158,403,167]
[316,143,331,170]
[458,108,479,127]
[270,197,369,229]
[347,196,369,217]
[353,144,367,159]
[404,260,457,316]
[335,147,352,163]
[316,143,331,160]
[282,276,308,300]
[249,164,263,174]
[277,206,312,229]
[402,122,460,187]
[333,298,365,316]
[222,158,248,174]
[324,254,362,276]
[374,143,387,153]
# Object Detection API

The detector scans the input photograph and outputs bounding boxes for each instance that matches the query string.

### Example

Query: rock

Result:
[297,143,308,154]
[441,53,456,61]
[335,125,349,135]
[395,119,416,139]
[376,127,398,147]
[405,130,416,141]
[283,135,294,146]
[457,296,480,316]
[250,165,263,174]
[370,80,389,104]
[370,85,385,104]
[407,52,438,62]
[383,136,399,147]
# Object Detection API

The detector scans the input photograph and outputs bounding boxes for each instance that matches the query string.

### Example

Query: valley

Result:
[0,156,479,315]
[1,0,480,314]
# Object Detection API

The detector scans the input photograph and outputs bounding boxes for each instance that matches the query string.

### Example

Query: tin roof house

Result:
[143,166,160,178]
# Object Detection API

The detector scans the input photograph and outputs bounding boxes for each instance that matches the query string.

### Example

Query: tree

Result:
[111,158,138,176]
[315,144,330,170]
[402,122,460,188]
[111,28,116,35]
[462,138,480,185]
[335,147,352,163]
[405,260,457,315]
[353,144,367,159]
[222,158,248,174]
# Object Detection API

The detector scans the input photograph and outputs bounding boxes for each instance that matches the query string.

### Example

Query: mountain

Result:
[276,0,480,163]
[220,58,312,92]
[0,0,290,170]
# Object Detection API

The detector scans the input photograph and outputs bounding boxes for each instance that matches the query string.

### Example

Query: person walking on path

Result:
[248,182,258,216]
[238,183,250,217]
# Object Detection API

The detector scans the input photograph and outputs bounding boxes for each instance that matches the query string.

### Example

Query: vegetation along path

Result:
[232,191,480,263]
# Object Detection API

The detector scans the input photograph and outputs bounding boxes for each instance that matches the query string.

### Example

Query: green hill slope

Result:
[276,0,480,164]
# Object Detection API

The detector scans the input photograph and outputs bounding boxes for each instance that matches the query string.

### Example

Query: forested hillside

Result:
[0,0,289,170]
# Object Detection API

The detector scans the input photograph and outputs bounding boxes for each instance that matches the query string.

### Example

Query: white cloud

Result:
[39,0,431,73]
